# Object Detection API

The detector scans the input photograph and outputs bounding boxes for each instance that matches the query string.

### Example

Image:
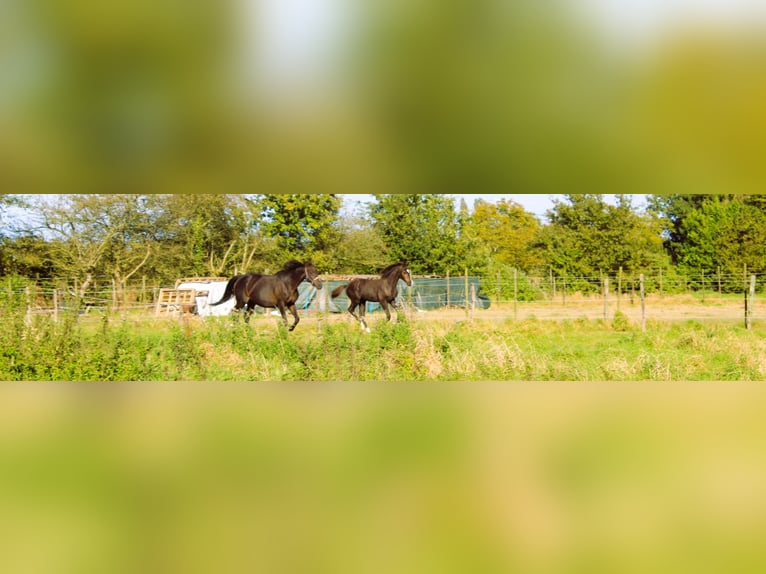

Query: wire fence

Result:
[2,271,764,329]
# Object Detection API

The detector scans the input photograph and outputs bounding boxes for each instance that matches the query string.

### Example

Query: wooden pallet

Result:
[155,288,198,316]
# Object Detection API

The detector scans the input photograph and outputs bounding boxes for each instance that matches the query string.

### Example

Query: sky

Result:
[340,194,648,222]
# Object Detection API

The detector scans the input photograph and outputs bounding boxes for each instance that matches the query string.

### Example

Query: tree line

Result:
[1,194,763,298]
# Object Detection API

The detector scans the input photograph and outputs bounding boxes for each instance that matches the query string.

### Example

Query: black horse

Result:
[211,260,322,330]
[331,262,413,331]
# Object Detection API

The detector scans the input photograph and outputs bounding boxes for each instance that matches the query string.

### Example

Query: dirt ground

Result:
[153,293,758,329]
[364,294,756,324]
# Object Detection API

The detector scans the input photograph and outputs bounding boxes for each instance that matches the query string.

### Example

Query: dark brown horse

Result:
[331,262,413,331]
[211,260,322,330]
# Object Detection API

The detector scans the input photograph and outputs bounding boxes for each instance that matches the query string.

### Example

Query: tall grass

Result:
[2,308,766,381]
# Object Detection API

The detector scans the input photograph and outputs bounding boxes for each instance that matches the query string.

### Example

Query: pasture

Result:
[3,295,766,381]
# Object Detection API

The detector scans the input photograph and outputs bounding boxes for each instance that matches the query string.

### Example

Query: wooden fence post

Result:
[746,274,756,330]
[717,266,722,295]
[53,288,58,322]
[562,274,567,306]
[550,267,555,304]
[603,276,609,320]
[470,283,476,322]
[618,266,622,311]
[446,270,450,308]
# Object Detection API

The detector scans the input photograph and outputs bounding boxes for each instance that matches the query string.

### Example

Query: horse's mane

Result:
[280,259,305,272]
[380,262,405,279]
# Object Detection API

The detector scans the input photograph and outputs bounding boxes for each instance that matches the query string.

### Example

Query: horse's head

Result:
[400,262,413,287]
[304,260,323,289]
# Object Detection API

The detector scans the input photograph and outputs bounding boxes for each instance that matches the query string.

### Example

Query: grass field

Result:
[3,297,766,381]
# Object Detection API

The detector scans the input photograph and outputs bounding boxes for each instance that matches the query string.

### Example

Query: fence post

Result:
[446,270,450,308]
[717,266,722,295]
[617,266,622,311]
[603,276,609,320]
[53,288,58,322]
[744,264,748,309]
[550,267,555,303]
[562,274,566,306]
[470,283,476,322]
[746,274,756,330]
[640,274,646,332]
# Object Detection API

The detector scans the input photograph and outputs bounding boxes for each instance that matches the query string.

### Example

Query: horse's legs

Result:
[389,297,403,321]
[275,302,290,329]
[380,300,392,322]
[347,299,360,322]
[233,296,246,321]
[359,300,370,332]
[287,304,300,331]
[243,302,254,324]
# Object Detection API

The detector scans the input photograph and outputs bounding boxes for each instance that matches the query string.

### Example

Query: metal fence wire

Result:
[2,271,764,329]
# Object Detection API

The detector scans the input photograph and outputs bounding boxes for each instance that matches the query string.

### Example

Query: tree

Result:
[537,194,665,291]
[29,195,158,298]
[676,198,766,288]
[326,213,390,274]
[149,194,252,279]
[368,194,469,274]
[462,198,542,272]
[0,235,55,279]
[248,194,342,268]
[646,194,725,264]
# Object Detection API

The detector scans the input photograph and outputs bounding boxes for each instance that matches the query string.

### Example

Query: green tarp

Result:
[295,277,491,314]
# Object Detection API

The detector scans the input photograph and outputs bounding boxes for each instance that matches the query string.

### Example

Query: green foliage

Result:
[677,198,766,287]
[249,194,341,260]
[368,194,468,274]
[612,310,631,332]
[537,194,666,282]
[646,195,725,263]
[3,306,766,381]
[463,198,542,272]
[480,262,544,302]
[326,213,390,274]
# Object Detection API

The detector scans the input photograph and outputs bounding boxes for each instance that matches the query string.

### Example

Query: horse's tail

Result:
[331,283,348,299]
[210,275,239,306]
